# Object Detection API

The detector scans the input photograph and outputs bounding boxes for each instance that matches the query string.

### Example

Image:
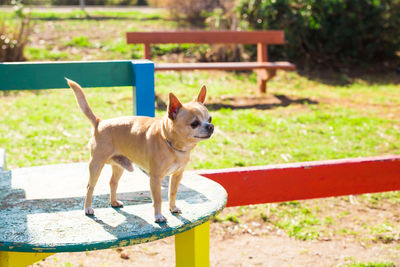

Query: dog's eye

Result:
[208,116,212,123]
[190,121,200,129]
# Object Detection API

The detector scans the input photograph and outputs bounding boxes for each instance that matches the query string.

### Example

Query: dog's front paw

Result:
[111,200,124,208]
[85,207,94,215]
[155,214,167,223]
[170,207,182,214]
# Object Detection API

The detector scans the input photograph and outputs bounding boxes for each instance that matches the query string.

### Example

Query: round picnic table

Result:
[0,163,227,267]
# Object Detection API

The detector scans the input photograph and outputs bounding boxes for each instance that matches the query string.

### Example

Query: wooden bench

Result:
[126,31,296,93]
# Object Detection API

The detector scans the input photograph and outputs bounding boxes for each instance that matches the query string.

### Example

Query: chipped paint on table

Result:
[0,163,227,253]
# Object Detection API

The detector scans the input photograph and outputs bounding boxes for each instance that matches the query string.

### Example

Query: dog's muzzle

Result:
[195,123,214,139]
[205,123,214,135]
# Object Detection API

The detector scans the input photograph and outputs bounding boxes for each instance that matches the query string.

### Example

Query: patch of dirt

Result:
[211,234,397,267]
[32,225,399,267]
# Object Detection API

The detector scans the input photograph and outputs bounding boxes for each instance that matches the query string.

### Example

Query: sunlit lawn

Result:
[2,71,400,169]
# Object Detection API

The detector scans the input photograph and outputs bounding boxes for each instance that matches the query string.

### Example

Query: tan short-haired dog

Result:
[66,79,214,223]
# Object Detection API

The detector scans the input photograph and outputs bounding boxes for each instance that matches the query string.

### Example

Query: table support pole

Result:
[0,251,54,267]
[175,221,210,267]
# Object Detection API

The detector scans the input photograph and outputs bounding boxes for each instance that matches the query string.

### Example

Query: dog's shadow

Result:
[85,177,209,239]
[2,180,207,214]
[88,208,171,239]
[91,176,208,208]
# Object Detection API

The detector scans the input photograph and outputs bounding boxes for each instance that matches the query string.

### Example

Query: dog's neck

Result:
[161,117,196,153]
[165,139,186,153]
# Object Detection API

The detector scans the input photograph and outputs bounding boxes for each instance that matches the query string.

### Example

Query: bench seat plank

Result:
[126,31,285,45]
[155,62,295,71]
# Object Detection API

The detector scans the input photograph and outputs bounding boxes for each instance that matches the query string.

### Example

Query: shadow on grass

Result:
[156,94,318,112]
[206,95,318,111]
[297,67,400,87]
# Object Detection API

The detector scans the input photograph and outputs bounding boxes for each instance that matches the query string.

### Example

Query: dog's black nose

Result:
[206,123,214,133]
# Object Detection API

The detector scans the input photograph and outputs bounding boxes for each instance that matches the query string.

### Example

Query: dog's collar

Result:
[166,139,187,153]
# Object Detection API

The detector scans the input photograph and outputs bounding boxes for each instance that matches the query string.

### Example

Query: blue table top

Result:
[0,163,227,253]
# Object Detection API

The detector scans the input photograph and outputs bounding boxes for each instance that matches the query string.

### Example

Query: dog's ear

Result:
[168,93,182,120]
[195,85,207,104]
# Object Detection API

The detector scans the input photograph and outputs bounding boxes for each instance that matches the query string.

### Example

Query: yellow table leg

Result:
[175,221,210,267]
[0,251,54,267]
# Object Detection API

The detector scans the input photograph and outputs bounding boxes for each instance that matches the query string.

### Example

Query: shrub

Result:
[198,0,246,62]
[161,0,221,25]
[149,0,244,62]
[0,0,32,62]
[237,0,400,67]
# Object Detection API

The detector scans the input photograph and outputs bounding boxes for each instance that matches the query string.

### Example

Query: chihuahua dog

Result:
[66,79,214,223]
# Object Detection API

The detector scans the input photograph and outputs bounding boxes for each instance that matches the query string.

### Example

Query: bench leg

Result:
[0,251,54,267]
[175,221,210,267]
[258,76,267,94]
[257,69,277,94]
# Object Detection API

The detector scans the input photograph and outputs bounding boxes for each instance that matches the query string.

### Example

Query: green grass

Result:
[271,201,322,240]
[343,262,395,267]
[194,105,400,169]
[100,38,143,59]
[369,222,400,244]
[25,47,69,60]
[1,87,132,167]
[155,72,400,170]
[0,9,166,20]
[361,191,400,206]
[65,36,92,47]
[3,71,400,169]
[214,213,241,224]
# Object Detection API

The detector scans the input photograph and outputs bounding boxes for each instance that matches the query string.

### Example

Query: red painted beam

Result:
[198,155,400,207]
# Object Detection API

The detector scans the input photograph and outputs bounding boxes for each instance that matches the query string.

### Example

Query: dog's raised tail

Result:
[66,78,100,128]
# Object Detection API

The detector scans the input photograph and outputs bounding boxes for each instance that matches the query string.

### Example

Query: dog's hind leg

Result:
[84,155,106,215]
[110,164,124,208]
